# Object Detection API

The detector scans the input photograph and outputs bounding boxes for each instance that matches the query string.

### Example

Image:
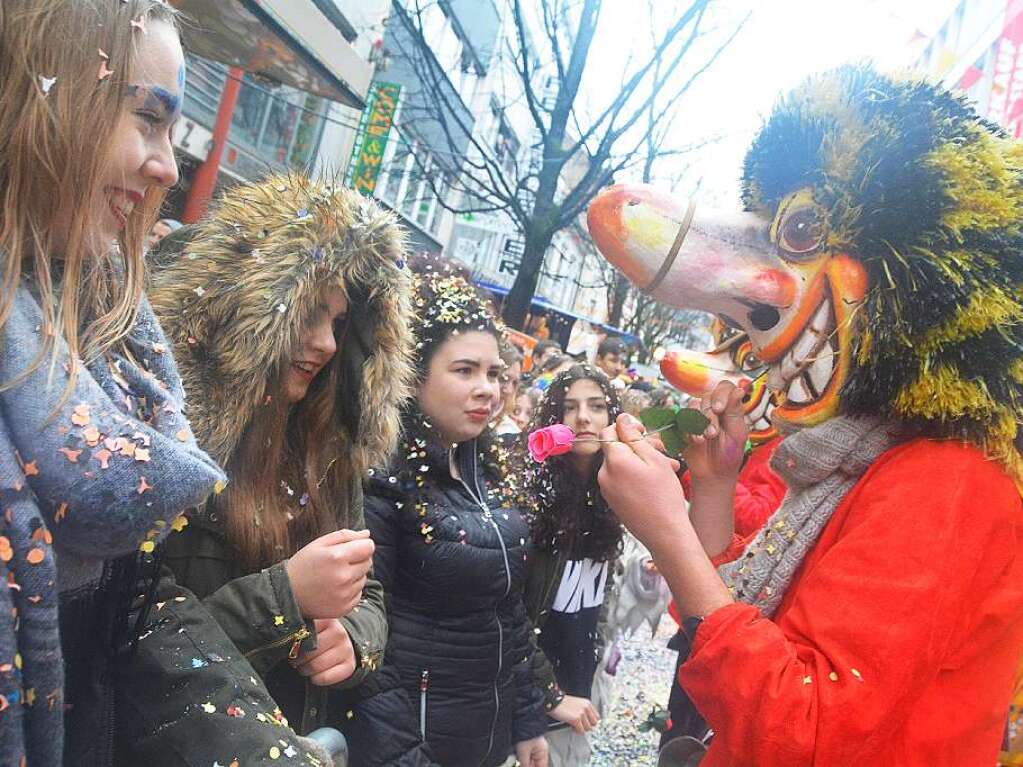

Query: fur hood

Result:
[148,174,414,474]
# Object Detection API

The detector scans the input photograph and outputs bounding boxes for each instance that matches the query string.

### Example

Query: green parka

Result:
[159,482,384,733]
[142,174,414,736]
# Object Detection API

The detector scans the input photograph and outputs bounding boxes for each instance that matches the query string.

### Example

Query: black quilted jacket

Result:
[360,422,547,767]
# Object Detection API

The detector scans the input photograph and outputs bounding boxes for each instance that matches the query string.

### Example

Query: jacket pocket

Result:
[244,624,311,662]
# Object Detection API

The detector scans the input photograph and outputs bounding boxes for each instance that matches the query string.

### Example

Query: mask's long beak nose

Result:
[660,350,746,398]
[587,184,797,318]
[587,184,689,292]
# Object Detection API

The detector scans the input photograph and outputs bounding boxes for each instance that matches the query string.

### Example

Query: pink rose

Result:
[527,424,576,463]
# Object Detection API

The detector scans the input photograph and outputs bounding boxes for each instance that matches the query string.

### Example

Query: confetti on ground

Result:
[590,619,677,767]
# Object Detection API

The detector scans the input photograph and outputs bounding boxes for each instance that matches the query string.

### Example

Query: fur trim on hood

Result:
[148,174,414,474]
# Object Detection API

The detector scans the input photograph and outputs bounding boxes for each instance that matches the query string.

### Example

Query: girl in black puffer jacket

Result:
[360,272,549,767]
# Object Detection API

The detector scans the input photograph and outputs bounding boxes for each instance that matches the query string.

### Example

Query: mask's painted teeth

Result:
[772,298,838,408]
[746,384,773,421]
[806,343,835,394]
[780,330,817,381]
[786,375,813,404]
[809,300,831,335]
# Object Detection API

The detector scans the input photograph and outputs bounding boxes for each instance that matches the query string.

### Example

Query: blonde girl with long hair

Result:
[0,2,225,764]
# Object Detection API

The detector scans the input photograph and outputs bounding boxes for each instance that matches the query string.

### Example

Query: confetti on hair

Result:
[410,272,502,377]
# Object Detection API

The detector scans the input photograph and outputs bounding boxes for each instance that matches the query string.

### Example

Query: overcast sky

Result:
[584,0,961,206]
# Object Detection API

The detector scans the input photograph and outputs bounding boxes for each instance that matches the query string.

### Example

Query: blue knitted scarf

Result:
[0,288,225,765]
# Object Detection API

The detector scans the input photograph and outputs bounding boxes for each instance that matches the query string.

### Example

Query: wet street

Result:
[591,620,678,766]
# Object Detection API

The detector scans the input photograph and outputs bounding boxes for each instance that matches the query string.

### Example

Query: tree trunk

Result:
[607,272,631,327]
[502,225,556,329]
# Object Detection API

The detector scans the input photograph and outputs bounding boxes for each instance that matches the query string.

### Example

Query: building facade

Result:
[359,0,501,254]
[915,0,1023,136]
[168,1,617,343]
[165,0,382,218]
[438,0,613,336]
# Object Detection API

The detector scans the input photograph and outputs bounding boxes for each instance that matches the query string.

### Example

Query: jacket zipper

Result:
[244,625,312,660]
[455,447,512,765]
[419,669,430,740]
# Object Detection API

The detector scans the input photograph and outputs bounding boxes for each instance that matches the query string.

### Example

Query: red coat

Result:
[680,439,1023,766]
[729,437,786,538]
[671,438,787,626]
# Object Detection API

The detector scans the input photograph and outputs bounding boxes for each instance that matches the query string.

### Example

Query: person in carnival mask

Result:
[587,66,1023,766]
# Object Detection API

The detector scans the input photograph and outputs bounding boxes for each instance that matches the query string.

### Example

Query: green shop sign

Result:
[348,82,401,196]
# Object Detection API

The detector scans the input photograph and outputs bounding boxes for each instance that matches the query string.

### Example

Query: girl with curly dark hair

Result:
[522,364,626,766]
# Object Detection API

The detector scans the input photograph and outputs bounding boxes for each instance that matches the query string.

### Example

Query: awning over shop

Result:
[475,281,641,346]
[169,0,372,108]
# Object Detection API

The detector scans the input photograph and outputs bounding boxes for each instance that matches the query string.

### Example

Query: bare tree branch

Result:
[378,0,744,328]
[562,0,709,158]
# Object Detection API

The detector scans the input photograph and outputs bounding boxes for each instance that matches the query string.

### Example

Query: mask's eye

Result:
[730,341,761,373]
[778,207,823,257]
[740,352,762,373]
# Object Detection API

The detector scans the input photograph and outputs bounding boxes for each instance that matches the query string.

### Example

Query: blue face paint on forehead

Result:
[124,83,182,122]
[150,86,182,119]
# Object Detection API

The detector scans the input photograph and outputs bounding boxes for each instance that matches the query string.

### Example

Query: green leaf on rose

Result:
[675,407,710,435]
[639,406,710,458]
[639,406,683,456]
[639,407,677,432]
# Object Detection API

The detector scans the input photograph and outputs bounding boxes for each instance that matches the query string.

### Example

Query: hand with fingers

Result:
[549,695,600,734]
[597,412,734,619]
[595,412,687,551]
[292,618,357,686]
[683,381,748,557]
[514,735,549,767]
[685,381,749,487]
[286,528,375,619]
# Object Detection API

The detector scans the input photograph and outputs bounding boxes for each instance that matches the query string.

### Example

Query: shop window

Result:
[401,155,427,217]
[181,54,328,174]
[381,141,412,205]
[233,78,270,147]
[290,94,326,167]
[429,172,451,234]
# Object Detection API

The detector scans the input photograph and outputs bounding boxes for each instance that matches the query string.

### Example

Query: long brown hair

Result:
[0,0,178,392]
[221,292,356,570]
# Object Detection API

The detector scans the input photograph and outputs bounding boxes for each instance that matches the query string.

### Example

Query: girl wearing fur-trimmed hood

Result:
[144,174,414,748]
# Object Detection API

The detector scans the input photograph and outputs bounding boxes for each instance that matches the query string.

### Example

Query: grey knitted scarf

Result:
[720,416,899,617]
